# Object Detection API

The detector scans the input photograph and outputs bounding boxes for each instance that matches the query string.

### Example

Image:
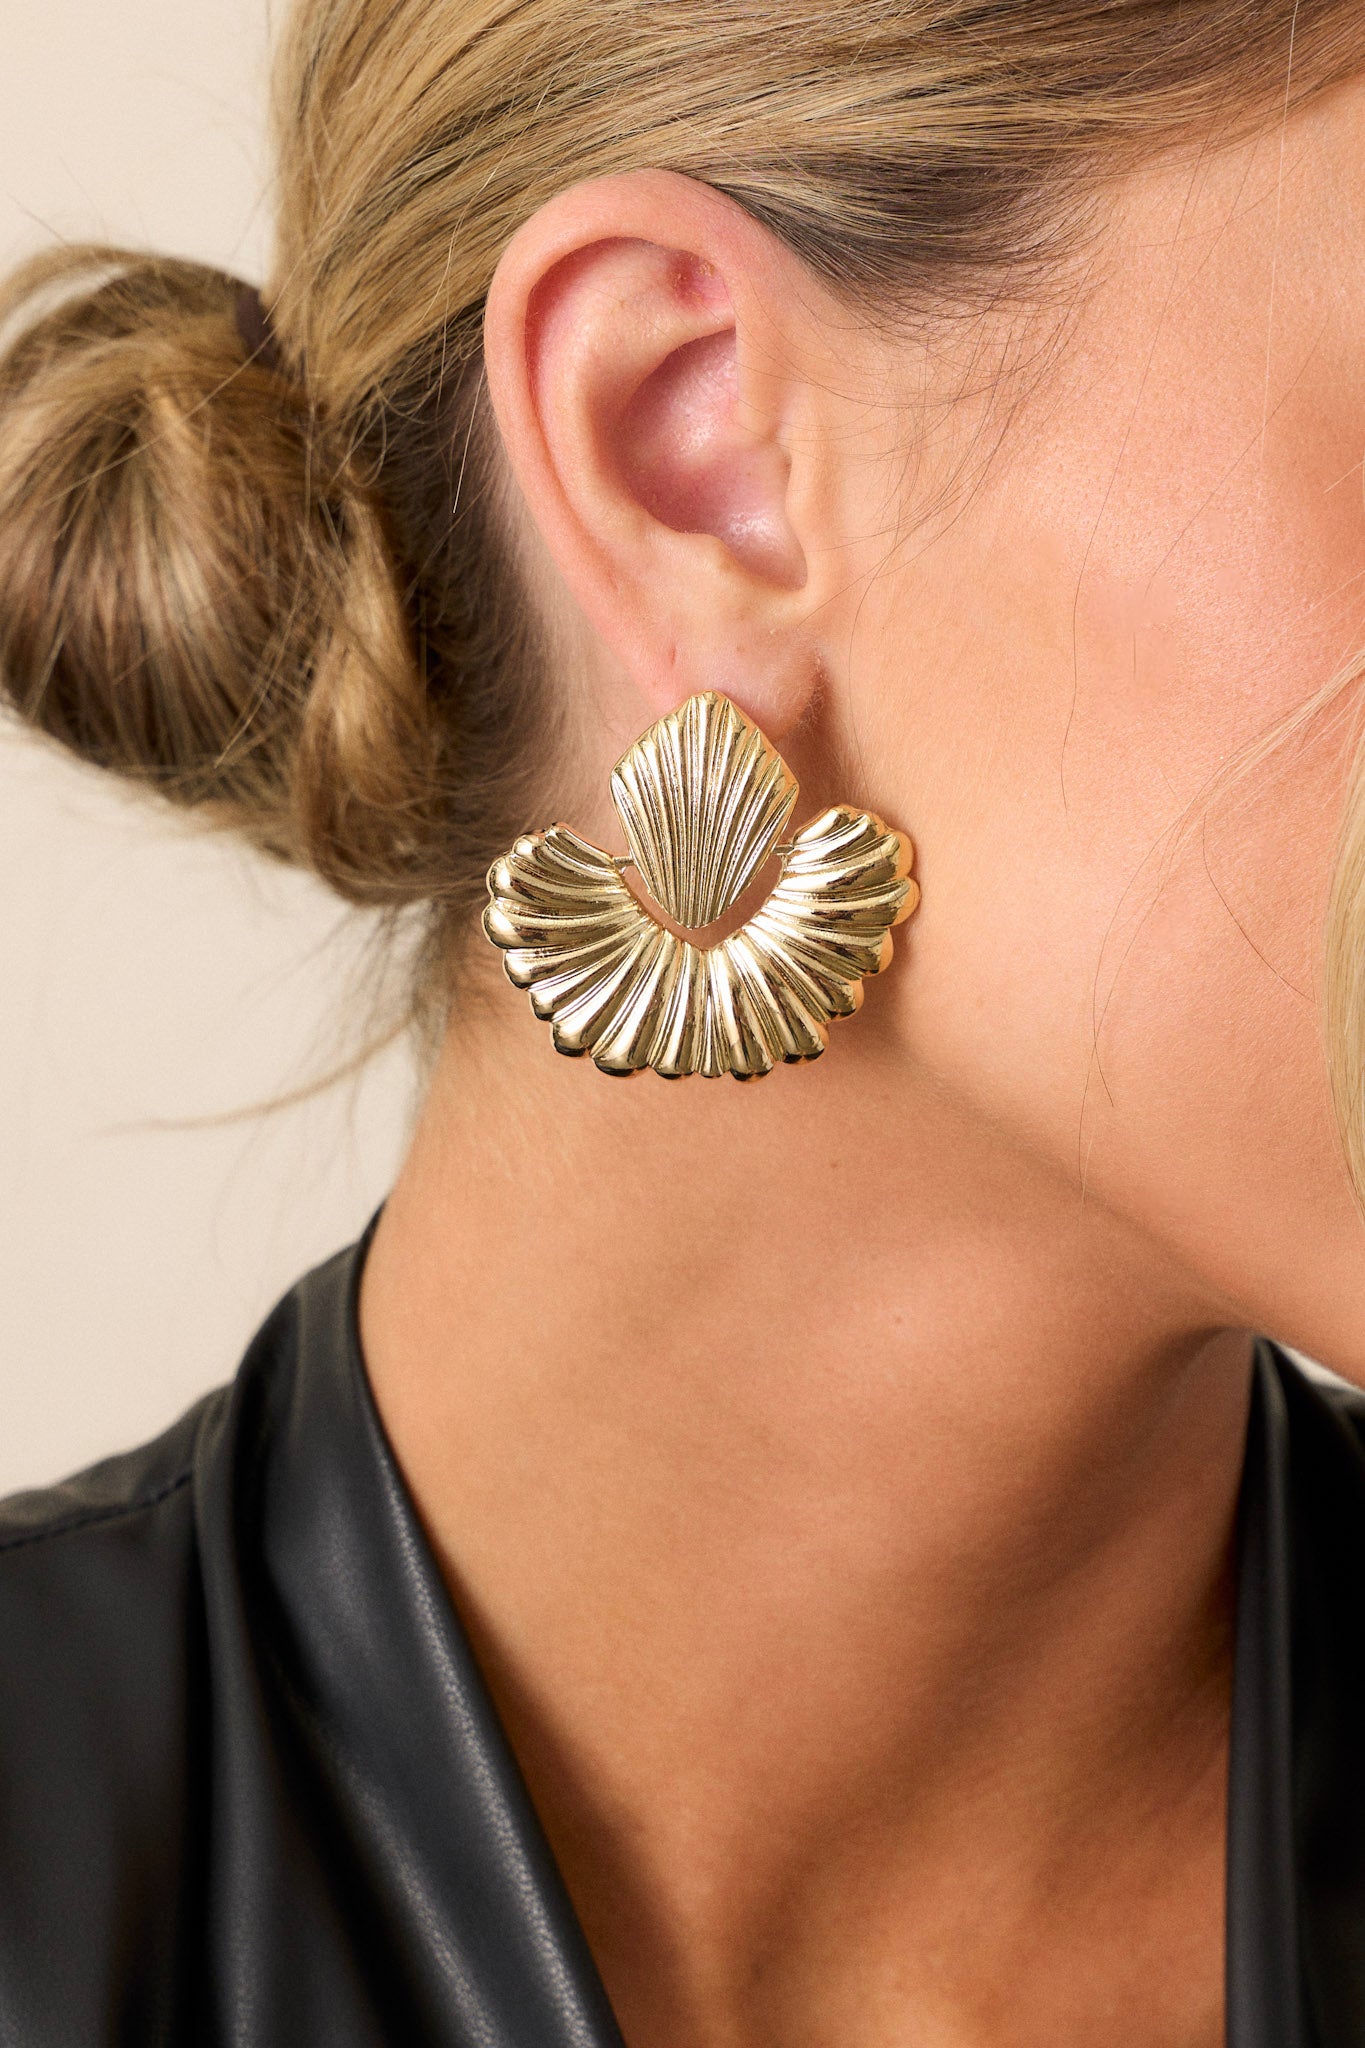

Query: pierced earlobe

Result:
[483,692,918,1079]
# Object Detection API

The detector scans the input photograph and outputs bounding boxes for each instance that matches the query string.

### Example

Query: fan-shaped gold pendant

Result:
[482,692,919,1079]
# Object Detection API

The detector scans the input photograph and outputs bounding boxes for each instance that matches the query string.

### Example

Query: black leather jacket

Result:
[1,1235,1363,2046]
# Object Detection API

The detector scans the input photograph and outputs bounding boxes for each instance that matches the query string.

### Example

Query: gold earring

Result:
[482,691,919,1080]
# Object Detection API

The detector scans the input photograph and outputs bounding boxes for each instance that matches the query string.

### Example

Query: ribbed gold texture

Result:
[483,693,919,1080]
[609,691,797,928]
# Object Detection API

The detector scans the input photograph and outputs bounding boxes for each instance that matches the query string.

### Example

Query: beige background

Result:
[0,0,416,1497]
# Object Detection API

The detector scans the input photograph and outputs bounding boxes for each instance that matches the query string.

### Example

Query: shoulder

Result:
[0,1390,229,2043]
[0,1381,224,1713]
[0,1235,363,1802]
[0,1385,217,1548]
[0,1242,370,2044]
[0,1387,224,1688]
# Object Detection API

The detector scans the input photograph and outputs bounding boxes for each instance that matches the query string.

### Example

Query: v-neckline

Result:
[270,1237,1365,2046]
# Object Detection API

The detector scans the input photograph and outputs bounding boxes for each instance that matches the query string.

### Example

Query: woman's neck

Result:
[360,1005,1251,2046]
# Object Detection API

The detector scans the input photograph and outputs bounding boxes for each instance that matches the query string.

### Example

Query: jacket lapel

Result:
[200,1235,628,2047]
[1266,1349,1365,2046]
[1227,1348,1309,2047]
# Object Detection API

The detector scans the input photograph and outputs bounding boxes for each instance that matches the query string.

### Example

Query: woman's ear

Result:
[483,170,827,738]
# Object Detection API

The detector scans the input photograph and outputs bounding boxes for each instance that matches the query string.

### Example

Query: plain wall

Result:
[0,0,416,1497]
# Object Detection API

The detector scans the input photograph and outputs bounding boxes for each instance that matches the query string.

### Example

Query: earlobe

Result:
[483,173,816,730]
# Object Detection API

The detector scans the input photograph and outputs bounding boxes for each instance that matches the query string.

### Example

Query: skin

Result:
[361,73,1365,2047]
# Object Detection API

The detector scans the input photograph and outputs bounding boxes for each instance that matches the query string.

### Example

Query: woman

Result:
[2,0,1364,2040]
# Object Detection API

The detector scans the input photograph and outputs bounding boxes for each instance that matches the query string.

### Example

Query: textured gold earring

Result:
[482,692,919,1079]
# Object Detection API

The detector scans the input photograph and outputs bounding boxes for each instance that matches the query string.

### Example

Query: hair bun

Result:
[232,283,285,376]
[0,245,431,902]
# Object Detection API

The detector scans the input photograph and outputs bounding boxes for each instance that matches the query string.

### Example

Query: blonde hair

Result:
[2,3,1363,1125]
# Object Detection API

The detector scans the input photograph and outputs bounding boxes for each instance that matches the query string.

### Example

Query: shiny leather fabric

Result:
[1,1236,1363,2046]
